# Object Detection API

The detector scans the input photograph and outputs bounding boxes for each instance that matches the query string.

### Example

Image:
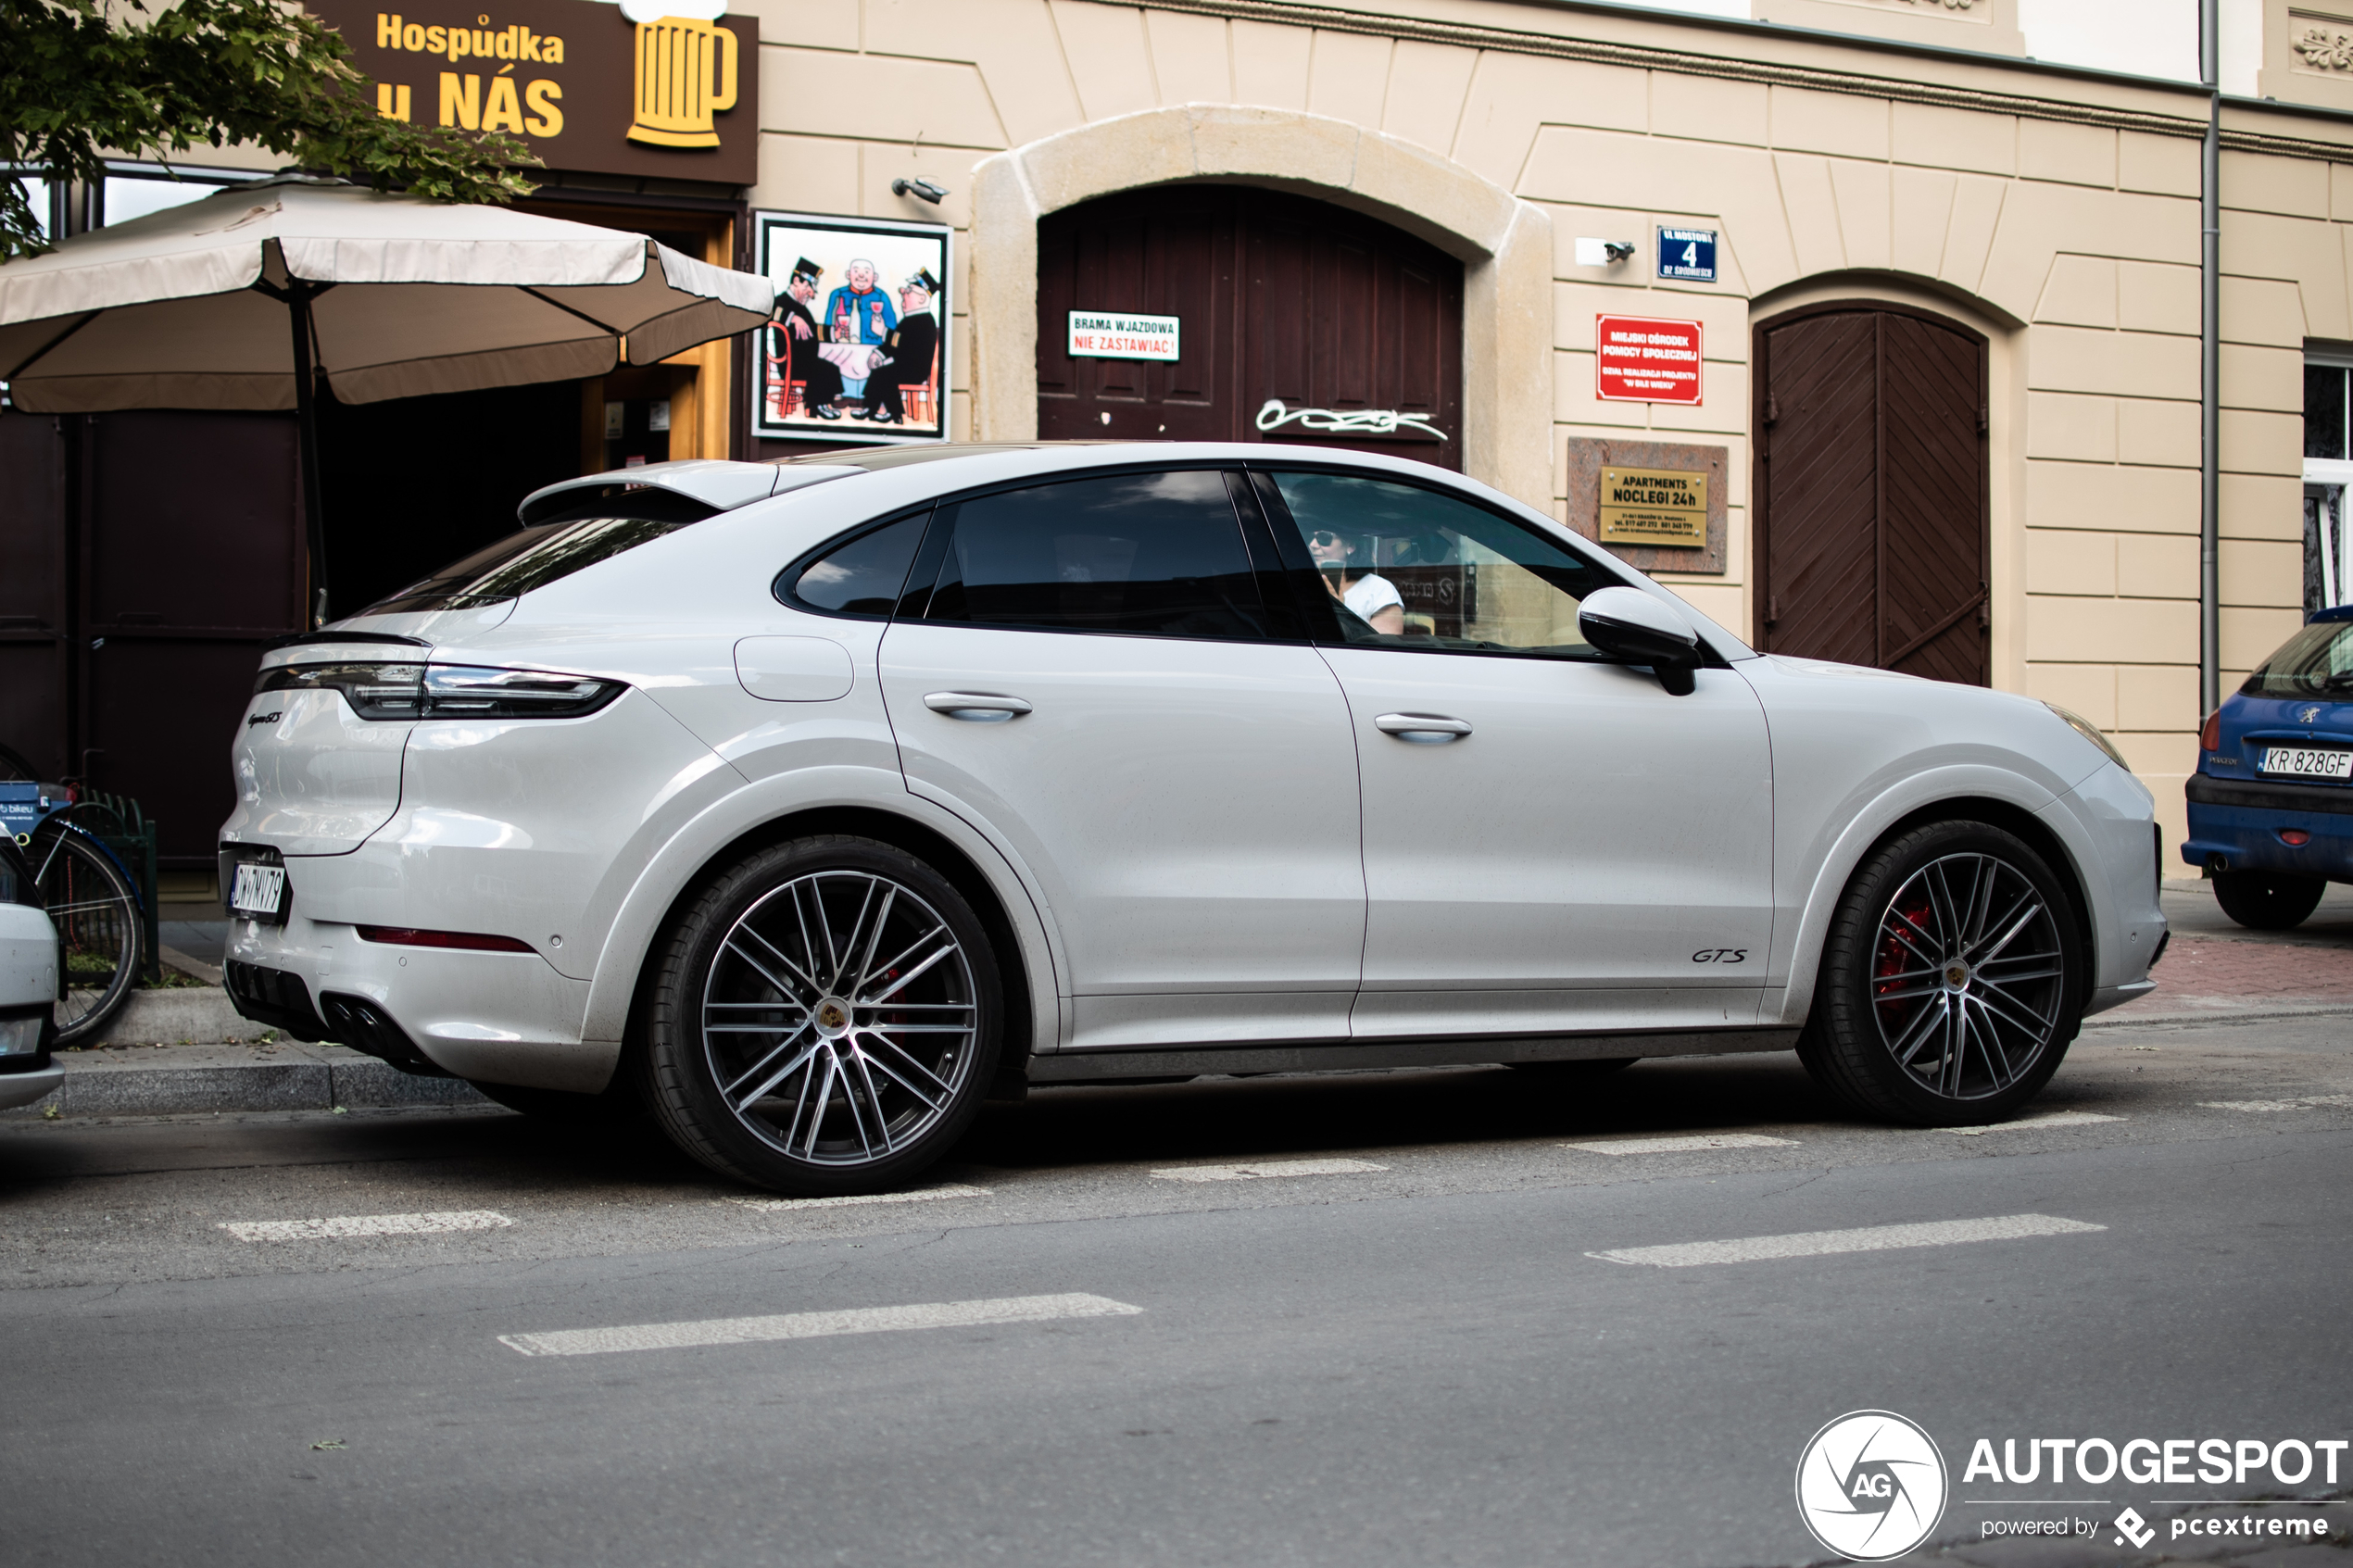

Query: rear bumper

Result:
[2183,773,2353,881]
[223,903,610,1093]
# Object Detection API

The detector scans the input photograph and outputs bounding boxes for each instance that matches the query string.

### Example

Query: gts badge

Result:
[1692,947,1748,964]
[246,710,283,727]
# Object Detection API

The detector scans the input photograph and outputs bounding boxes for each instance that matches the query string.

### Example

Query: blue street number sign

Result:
[1658,227,1717,282]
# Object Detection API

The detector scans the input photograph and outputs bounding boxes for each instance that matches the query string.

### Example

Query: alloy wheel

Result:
[698,869,980,1167]
[1867,852,2067,1102]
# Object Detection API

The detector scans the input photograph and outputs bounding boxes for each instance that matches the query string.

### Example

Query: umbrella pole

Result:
[286,282,330,627]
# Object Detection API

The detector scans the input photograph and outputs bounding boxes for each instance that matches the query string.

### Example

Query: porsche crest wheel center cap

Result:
[1944,961,1971,991]
[815,998,851,1036]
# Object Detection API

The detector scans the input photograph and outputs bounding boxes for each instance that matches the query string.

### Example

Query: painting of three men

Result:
[755,209,952,445]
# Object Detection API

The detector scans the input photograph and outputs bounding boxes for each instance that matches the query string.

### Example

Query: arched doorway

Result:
[1754,302,1990,685]
[1036,186,1464,468]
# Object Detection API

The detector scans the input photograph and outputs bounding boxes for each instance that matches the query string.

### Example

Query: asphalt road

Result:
[4,1015,2349,1568]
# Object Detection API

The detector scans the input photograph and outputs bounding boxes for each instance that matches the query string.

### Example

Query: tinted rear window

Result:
[2244,620,2353,696]
[922,470,1267,640]
[361,492,718,615]
[782,512,929,618]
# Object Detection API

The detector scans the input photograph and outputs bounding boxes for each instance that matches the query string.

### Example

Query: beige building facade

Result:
[716,0,2353,856]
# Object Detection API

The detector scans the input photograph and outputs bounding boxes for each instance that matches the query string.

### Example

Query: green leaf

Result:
[0,0,538,261]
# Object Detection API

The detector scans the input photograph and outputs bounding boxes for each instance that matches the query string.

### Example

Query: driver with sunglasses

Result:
[1305,528,1405,634]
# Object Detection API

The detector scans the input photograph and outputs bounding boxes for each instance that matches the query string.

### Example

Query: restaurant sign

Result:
[306,0,760,185]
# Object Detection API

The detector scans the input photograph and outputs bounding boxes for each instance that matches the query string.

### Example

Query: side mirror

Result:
[1578,586,1702,696]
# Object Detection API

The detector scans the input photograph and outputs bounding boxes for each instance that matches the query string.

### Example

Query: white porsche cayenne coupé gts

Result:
[221,443,2166,1193]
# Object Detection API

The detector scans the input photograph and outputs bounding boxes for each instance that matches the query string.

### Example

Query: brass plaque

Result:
[1598,466,1708,546]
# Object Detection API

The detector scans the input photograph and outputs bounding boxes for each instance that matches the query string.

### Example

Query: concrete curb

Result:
[4,1025,491,1118]
[96,986,274,1046]
[4,1058,488,1117]
[2,1059,487,1118]
[2084,1000,2353,1029]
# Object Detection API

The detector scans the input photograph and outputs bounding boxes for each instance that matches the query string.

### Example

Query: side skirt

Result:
[1025,1027,1803,1085]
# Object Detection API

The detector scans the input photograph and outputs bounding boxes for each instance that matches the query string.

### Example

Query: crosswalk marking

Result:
[1149,1158,1386,1183]
[499,1292,1143,1358]
[1587,1212,2106,1269]
[1561,1133,1797,1156]
[727,1184,990,1212]
[1944,1110,2123,1135]
[220,1210,514,1242]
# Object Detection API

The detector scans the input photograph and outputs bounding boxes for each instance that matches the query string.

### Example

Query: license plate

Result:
[2259,746,2353,781]
[229,862,287,919]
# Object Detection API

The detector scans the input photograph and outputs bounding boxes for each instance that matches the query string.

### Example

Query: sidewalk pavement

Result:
[7,883,2343,1121]
[2090,880,2353,1025]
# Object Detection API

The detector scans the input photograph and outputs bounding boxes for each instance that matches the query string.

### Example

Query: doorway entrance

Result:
[1754,303,1990,685]
[1036,186,1463,467]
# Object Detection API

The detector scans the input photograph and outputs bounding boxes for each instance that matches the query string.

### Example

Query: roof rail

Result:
[517,458,857,524]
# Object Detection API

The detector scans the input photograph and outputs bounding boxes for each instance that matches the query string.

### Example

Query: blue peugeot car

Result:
[2183,604,2353,927]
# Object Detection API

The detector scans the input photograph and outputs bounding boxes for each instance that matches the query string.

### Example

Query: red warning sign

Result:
[1595,314,1704,405]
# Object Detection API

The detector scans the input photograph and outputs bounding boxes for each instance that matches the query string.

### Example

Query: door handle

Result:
[923,691,1033,722]
[1374,712,1471,742]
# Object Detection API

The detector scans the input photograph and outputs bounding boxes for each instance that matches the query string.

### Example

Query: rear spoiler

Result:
[517,458,858,525]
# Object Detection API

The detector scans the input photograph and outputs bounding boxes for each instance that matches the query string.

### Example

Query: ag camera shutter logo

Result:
[1796,1410,1950,1561]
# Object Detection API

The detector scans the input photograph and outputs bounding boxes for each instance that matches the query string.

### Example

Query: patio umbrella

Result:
[0,173,775,619]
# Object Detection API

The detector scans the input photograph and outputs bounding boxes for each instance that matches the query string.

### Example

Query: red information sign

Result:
[1595,314,1704,405]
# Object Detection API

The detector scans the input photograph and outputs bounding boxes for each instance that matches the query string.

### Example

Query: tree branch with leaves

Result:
[0,0,537,259]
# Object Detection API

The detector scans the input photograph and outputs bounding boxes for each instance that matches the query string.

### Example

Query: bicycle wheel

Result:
[31,826,145,1046]
[0,740,38,784]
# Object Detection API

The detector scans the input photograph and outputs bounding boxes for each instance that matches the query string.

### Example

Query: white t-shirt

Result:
[1343,572,1403,623]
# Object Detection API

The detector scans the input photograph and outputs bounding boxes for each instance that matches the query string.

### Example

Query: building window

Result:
[2304,357,2353,613]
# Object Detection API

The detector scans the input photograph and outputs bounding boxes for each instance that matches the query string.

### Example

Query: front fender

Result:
[1772,764,2061,1027]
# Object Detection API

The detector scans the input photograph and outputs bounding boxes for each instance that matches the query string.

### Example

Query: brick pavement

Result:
[2116,935,2353,1016]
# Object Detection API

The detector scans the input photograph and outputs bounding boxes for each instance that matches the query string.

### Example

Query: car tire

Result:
[1798,820,2083,1127]
[2211,871,2326,931]
[637,834,1002,1195]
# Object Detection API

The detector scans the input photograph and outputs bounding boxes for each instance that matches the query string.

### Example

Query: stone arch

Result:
[968,105,1554,509]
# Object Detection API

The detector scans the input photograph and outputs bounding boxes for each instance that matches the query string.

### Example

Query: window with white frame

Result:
[2303,354,2353,614]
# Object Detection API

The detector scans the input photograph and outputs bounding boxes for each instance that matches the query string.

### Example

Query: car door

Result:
[1246,469,1774,1038]
[877,466,1365,1050]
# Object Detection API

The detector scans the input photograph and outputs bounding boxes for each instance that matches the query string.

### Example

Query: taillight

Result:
[255,662,623,721]
[355,925,536,952]
[420,665,623,718]
[256,661,426,719]
[2198,709,2221,752]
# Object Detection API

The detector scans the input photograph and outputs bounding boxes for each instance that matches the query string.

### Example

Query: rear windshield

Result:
[2243,620,2353,696]
[361,492,718,615]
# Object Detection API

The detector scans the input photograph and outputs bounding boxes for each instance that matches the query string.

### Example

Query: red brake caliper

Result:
[1873,899,1933,1022]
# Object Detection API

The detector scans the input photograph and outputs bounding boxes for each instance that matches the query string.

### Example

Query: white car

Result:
[220,444,2166,1193]
[0,831,63,1110]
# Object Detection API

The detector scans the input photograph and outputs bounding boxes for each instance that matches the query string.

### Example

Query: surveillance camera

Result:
[891,178,949,206]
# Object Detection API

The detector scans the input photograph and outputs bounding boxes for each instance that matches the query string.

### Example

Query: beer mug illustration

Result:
[628,15,737,148]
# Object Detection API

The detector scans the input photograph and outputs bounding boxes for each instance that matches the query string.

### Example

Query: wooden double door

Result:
[1037,186,1463,468]
[1754,304,1990,685]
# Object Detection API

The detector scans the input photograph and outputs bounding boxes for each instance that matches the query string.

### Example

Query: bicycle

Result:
[0,762,146,1047]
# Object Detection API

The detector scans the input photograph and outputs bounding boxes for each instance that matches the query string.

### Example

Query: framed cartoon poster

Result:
[753,210,953,445]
